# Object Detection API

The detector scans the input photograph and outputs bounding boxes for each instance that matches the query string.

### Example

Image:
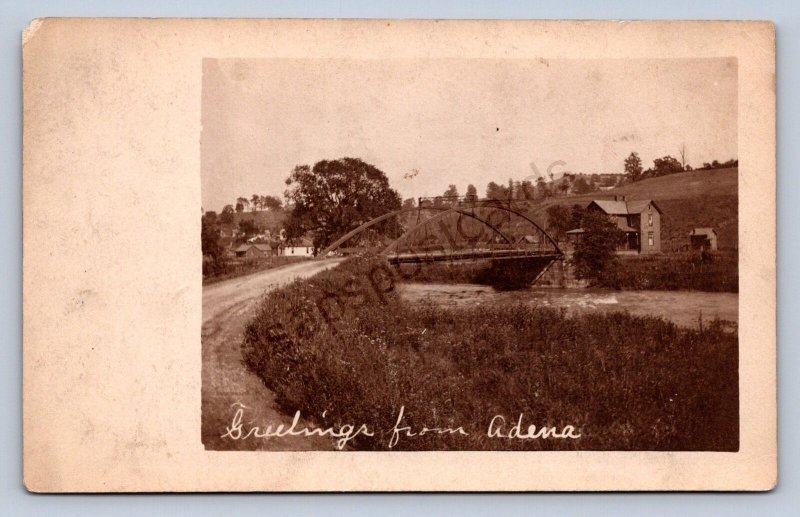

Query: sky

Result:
[201,57,737,213]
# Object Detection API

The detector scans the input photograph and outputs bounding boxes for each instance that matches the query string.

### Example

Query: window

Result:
[648,213,653,227]
[648,232,654,247]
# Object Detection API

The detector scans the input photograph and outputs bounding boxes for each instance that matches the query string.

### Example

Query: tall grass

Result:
[598,252,738,292]
[203,256,310,285]
[242,257,738,451]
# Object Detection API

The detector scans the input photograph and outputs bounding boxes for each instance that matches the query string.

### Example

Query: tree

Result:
[203,210,218,225]
[514,180,535,200]
[261,195,282,210]
[545,205,572,243]
[536,177,550,198]
[486,181,503,200]
[201,214,222,262]
[652,155,684,176]
[558,182,570,196]
[466,184,478,200]
[220,205,235,224]
[570,204,586,229]
[284,157,402,249]
[238,219,259,239]
[443,184,459,198]
[624,152,643,182]
[402,197,416,209]
[571,209,624,282]
[572,176,592,194]
[679,143,687,170]
[251,194,260,211]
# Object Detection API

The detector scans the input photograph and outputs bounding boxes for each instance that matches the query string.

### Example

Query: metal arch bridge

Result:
[318,199,564,268]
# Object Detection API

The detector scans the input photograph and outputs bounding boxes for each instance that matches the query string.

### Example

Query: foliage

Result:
[545,205,573,243]
[242,257,738,451]
[238,219,259,239]
[284,157,402,249]
[650,155,684,177]
[392,257,555,290]
[624,152,643,182]
[571,210,624,281]
[599,252,738,292]
[700,158,738,170]
[261,195,283,210]
[220,205,235,224]
[201,213,222,262]
[571,176,592,194]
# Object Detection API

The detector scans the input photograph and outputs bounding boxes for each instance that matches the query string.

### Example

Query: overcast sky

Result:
[201,57,737,213]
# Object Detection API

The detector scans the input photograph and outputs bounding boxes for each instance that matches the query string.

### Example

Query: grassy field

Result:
[242,257,738,451]
[203,256,310,285]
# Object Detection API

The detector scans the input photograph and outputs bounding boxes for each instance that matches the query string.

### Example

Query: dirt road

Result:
[201,259,344,450]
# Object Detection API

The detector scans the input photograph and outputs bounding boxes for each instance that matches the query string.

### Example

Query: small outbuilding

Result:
[689,227,718,251]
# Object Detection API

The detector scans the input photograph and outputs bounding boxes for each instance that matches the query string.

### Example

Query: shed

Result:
[689,228,718,251]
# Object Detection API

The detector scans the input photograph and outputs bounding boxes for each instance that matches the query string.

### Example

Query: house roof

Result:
[234,244,251,252]
[689,227,717,236]
[589,199,662,215]
[590,200,629,215]
[566,228,585,234]
[289,238,313,247]
[253,244,272,251]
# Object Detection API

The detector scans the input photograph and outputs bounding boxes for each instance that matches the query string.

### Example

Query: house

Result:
[285,237,314,257]
[233,243,275,258]
[584,196,663,254]
[689,227,718,251]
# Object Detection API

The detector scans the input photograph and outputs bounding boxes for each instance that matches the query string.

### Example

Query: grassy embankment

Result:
[203,256,310,285]
[597,251,738,292]
[242,257,738,451]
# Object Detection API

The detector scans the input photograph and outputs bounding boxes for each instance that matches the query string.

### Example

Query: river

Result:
[398,283,738,330]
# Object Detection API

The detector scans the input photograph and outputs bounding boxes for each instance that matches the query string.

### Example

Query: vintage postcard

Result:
[23,19,776,491]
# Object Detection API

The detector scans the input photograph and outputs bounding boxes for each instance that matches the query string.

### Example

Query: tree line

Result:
[624,150,738,183]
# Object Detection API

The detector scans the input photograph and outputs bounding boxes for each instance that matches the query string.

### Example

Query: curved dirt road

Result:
[201,258,344,450]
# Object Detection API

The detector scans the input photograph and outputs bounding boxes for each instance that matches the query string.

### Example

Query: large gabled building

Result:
[584,196,663,254]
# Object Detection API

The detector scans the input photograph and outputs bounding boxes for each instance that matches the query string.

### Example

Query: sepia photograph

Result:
[201,56,739,452]
[21,16,776,492]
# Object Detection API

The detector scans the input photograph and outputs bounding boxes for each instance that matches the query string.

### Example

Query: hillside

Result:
[523,168,738,251]
[226,209,287,233]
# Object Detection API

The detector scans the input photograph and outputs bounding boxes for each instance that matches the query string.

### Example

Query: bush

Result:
[599,252,738,292]
[241,258,738,451]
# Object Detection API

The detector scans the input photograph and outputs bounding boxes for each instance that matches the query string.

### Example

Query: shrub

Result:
[241,258,738,451]
[599,252,738,292]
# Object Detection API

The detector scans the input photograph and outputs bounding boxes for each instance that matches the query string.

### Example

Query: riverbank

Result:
[390,251,738,292]
[398,283,737,330]
[241,257,738,451]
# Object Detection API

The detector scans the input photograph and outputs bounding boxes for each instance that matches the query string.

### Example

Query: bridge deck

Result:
[385,249,563,264]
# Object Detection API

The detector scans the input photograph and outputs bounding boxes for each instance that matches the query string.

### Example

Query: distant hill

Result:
[227,209,287,233]
[523,168,738,251]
